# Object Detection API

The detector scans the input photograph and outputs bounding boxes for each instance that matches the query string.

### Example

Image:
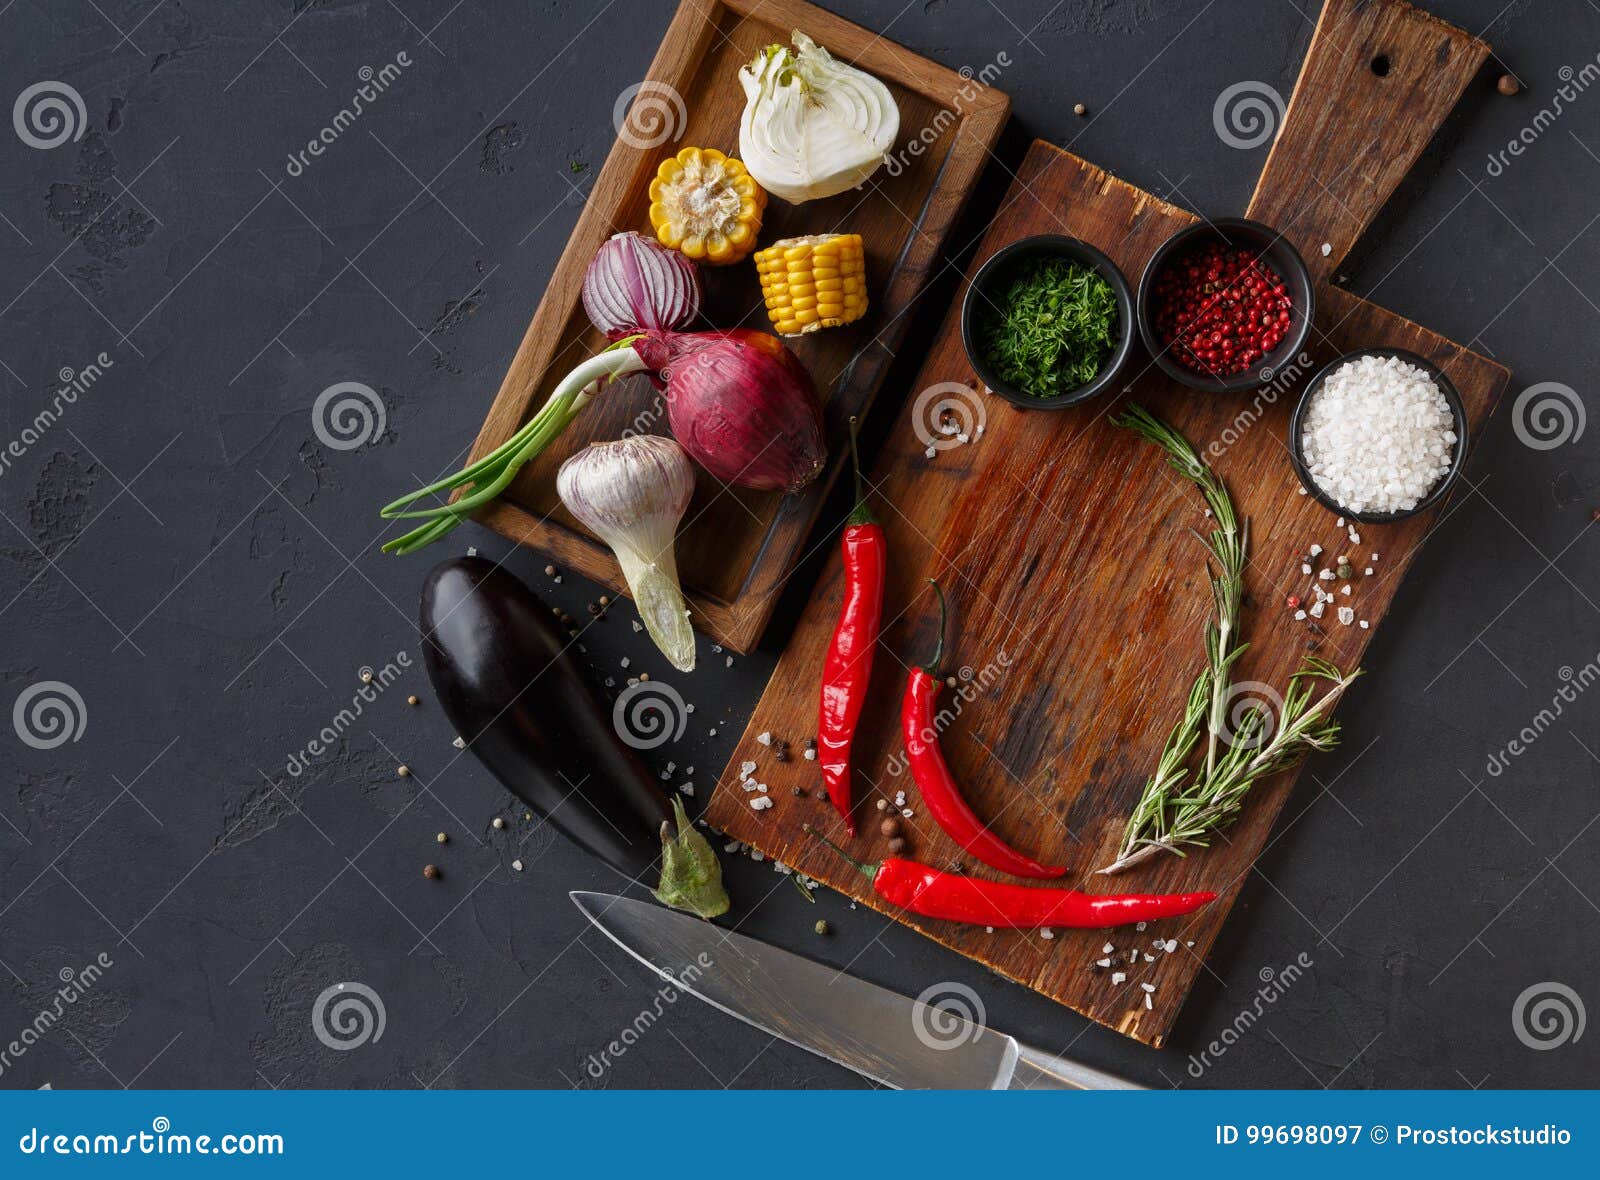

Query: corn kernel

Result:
[751,233,868,336]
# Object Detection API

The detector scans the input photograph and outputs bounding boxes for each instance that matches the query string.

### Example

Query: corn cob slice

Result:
[753,234,868,336]
[647,147,766,266]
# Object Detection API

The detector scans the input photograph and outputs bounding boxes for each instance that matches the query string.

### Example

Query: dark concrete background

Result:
[1,0,1595,1091]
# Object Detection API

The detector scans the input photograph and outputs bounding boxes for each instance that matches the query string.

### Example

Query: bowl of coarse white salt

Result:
[1288,349,1467,523]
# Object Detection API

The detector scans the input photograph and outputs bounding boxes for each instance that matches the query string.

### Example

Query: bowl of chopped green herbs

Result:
[961,235,1134,409]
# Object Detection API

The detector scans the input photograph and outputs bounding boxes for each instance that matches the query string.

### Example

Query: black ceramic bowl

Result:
[1136,217,1314,393]
[1287,348,1468,524]
[960,235,1135,410]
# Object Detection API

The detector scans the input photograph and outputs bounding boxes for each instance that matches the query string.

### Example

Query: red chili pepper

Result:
[901,582,1066,879]
[804,826,1215,929]
[816,417,884,836]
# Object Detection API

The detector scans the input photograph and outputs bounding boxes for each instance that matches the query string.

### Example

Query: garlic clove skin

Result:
[557,436,697,672]
[738,32,900,204]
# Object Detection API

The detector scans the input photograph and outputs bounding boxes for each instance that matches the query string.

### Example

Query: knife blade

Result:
[570,891,1142,1090]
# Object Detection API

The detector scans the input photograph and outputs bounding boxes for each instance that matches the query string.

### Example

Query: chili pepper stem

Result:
[921,579,947,676]
[844,415,875,526]
[800,823,878,882]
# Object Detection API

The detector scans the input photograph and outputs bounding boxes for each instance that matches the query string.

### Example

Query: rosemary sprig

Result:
[1113,406,1247,780]
[1099,407,1362,875]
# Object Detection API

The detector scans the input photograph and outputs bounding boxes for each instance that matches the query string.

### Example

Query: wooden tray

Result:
[466,0,1007,652]
[708,0,1511,1046]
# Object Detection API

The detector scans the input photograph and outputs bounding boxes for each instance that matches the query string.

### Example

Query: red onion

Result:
[380,326,823,554]
[634,329,826,494]
[582,231,702,338]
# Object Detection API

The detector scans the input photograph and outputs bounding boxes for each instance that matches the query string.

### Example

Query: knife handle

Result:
[1008,1042,1146,1090]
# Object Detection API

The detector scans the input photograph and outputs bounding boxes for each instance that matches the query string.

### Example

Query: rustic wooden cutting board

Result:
[466,0,1007,653]
[709,0,1511,1047]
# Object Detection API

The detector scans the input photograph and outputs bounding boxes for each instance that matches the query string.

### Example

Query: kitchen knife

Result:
[570,891,1143,1090]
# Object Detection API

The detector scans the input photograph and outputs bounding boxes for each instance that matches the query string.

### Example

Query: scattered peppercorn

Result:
[814,920,831,936]
[1286,595,1301,608]
[1073,102,1087,116]
[407,694,420,706]
[887,837,907,855]
[423,864,440,880]
[587,602,601,616]
[1337,561,1354,579]
[599,595,610,607]
[435,832,448,844]
[397,765,411,778]
[492,817,506,830]
[1497,74,1521,96]
[544,564,557,577]
[880,817,901,837]
[791,786,803,796]
[639,672,650,681]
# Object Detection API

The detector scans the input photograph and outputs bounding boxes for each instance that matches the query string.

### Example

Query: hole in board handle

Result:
[1370,54,1391,76]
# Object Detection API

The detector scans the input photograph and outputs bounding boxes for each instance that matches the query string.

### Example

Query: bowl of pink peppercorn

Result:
[1136,217,1314,393]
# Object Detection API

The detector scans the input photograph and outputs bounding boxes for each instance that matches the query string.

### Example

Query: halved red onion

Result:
[582,231,703,338]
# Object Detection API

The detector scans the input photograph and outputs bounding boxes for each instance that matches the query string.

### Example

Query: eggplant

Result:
[419,556,674,881]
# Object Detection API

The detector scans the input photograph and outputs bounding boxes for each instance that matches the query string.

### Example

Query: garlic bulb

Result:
[557,436,697,672]
[738,31,899,204]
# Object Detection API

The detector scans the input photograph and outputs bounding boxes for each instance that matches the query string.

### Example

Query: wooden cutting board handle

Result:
[1244,0,1491,282]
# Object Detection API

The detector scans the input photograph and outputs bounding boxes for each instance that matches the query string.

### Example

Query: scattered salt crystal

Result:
[1141,982,1156,993]
[803,748,816,760]
[1337,606,1355,626]
[1040,928,1054,940]
[1340,584,1352,596]
[749,796,773,811]
[1111,971,1127,985]
[1370,552,1380,561]
[685,704,695,714]
[452,736,465,749]
[512,859,523,871]
[466,546,478,557]
[725,656,733,668]
[756,733,772,747]
[1144,993,1154,1009]
[1097,958,1112,968]
[1309,601,1326,619]
[1301,562,1312,576]
[901,808,913,818]
[1359,620,1370,629]
[1102,942,1114,954]
[925,446,936,459]
[1143,953,1156,962]
[1318,569,1334,581]
[620,657,630,669]
[1364,566,1373,576]
[894,791,906,806]
[708,727,717,737]
[1294,610,1307,621]
[1164,939,1178,952]
[985,926,995,933]
[632,620,643,633]
[680,783,694,796]
[1319,242,1332,256]
[757,783,768,793]
[1309,544,1323,557]
[1136,922,1146,932]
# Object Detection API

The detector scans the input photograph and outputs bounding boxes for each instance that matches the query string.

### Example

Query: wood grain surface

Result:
[707,0,1511,1046]
[466,0,1007,653]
